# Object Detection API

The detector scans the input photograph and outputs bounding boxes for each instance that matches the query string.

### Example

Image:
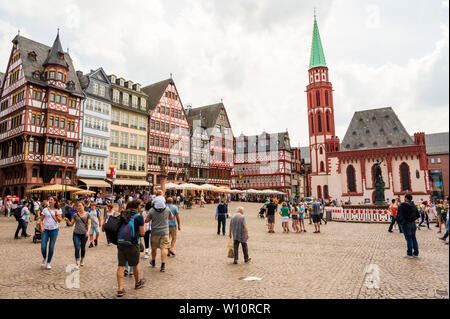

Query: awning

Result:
[113,179,150,187]
[79,179,111,188]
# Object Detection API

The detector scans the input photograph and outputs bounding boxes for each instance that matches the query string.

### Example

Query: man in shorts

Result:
[116,199,146,297]
[87,202,102,248]
[145,196,174,272]
[167,197,181,256]
[265,198,277,233]
[311,198,322,233]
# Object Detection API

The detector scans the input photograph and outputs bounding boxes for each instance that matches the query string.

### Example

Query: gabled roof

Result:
[236,132,292,152]
[309,18,327,70]
[187,103,224,129]
[424,132,449,155]
[300,146,311,164]
[12,35,83,96]
[341,107,414,151]
[43,33,69,68]
[142,79,174,111]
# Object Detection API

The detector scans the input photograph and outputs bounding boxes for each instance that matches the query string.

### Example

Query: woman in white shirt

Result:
[39,196,62,270]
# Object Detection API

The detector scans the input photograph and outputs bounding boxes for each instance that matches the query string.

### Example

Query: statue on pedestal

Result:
[374,159,386,204]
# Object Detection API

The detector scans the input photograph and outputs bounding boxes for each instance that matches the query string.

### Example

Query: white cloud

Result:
[0,0,448,149]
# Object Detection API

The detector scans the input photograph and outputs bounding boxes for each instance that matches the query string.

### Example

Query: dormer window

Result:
[49,71,55,80]
[58,52,64,60]
[32,71,40,79]
[57,72,64,81]
[28,51,37,61]
[67,81,75,90]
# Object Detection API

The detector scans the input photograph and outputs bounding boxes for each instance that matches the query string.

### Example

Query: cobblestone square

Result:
[0,202,448,299]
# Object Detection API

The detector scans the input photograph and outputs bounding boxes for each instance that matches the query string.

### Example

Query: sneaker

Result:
[14,236,20,240]
[45,264,52,270]
[124,269,128,277]
[233,260,238,264]
[129,272,134,277]
[388,230,393,233]
[144,254,149,259]
[94,239,98,247]
[150,260,156,268]
[440,237,446,241]
[89,243,94,248]
[245,258,252,263]
[41,260,46,269]
[413,255,419,259]
[160,267,166,273]
[404,255,414,259]
[117,289,125,297]
[445,242,449,245]
[80,260,85,267]
[303,230,307,232]
[135,279,146,289]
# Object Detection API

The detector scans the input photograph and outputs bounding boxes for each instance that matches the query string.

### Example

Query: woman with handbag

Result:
[65,202,91,269]
[39,196,63,270]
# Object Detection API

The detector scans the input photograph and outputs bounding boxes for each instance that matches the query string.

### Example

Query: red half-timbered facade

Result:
[231,132,292,195]
[142,79,190,190]
[0,34,84,198]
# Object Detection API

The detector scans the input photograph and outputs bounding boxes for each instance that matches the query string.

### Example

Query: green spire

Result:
[309,17,327,70]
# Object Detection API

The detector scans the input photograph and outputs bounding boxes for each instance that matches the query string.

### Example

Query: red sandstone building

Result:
[306,17,430,203]
[142,79,190,190]
[0,33,83,198]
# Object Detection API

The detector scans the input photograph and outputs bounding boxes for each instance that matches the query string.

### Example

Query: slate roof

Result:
[424,132,449,155]
[341,107,414,151]
[13,35,83,97]
[42,33,68,68]
[236,132,292,152]
[142,79,173,111]
[0,72,4,87]
[300,146,311,164]
[187,103,225,129]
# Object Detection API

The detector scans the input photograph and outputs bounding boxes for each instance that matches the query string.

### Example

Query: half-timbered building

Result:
[186,103,234,186]
[76,68,112,189]
[0,33,84,198]
[142,79,190,191]
[107,74,149,192]
[231,132,292,195]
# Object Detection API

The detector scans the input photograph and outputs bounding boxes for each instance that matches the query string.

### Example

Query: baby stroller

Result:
[32,222,42,244]
[258,206,266,219]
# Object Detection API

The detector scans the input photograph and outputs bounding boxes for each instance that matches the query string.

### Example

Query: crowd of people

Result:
[0,191,448,297]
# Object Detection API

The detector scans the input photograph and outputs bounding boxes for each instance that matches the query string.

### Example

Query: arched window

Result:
[326,111,330,132]
[371,164,377,188]
[317,112,323,133]
[400,163,411,191]
[309,93,312,108]
[347,165,356,193]
[324,185,329,199]
[325,91,329,106]
[320,161,325,172]
[319,147,323,155]
[316,90,321,107]
[311,115,314,134]
[317,185,322,199]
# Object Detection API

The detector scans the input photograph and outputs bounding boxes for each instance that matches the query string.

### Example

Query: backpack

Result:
[104,215,123,245]
[117,210,137,246]
[13,207,22,221]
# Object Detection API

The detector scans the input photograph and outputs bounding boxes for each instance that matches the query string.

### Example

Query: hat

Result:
[153,196,166,210]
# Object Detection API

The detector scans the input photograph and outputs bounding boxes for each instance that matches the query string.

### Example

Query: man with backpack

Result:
[145,195,174,273]
[14,201,30,239]
[397,194,421,259]
[116,199,146,297]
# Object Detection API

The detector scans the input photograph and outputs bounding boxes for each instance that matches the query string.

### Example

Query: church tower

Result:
[306,16,338,199]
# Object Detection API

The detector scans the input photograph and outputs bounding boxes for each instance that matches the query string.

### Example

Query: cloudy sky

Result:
[0,0,448,147]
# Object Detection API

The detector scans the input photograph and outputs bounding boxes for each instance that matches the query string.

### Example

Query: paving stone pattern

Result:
[0,202,448,299]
